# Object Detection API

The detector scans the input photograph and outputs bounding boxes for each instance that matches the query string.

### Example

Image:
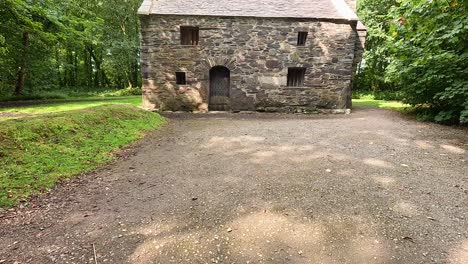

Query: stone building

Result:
[138,0,366,112]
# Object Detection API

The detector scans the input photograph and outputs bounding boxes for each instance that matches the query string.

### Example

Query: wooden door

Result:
[209,66,230,111]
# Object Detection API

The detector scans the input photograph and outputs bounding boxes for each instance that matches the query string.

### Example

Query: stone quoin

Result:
[138,0,366,113]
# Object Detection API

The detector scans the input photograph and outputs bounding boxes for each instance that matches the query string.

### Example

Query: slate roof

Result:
[138,0,359,21]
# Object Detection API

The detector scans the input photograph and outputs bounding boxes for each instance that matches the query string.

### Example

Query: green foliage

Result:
[0,87,143,101]
[99,87,142,97]
[353,90,403,101]
[357,0,467,124]
[0,0,143,97]
[460,107,468,124]
[355,0,398,93]
[1,91,69,101]
[0,104,165,207]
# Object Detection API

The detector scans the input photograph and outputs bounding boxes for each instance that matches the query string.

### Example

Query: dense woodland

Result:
[356,0,467,124]
[0,0,467,123]
[0,0,142,97]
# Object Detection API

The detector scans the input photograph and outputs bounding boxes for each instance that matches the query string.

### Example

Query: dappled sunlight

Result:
[392,201,419,218]
[336,169,356,177]
[228,211,326,261]
[373,176,396,187]
[415,140,434,149]
[289,152,354,164]
[224,147,257,156]
[129,222,185,263]
[363,158,394,169]
[202,135,362,166]
[348,236,387,263]
[270,144,315,152]
[440,144,466,154]
[357,130,411,146]
[200,135,424,175]
[222,175,245,184]
[251,150,277,158]
[375,131,411,146]
[289,152,327,163]
[133,222,178,237]
[449,239,468,264]
[250,150,277,163]
[126,210,390,263]
[353,99,409,109]
[202,135,265,149]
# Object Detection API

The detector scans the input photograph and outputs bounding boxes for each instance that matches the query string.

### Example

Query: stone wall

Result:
[140,15,360,112]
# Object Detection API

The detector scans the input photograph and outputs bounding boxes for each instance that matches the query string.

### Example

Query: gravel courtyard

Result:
[1,107,467,264]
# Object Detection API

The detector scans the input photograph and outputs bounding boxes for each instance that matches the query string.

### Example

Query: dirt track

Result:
[1,106,467,263]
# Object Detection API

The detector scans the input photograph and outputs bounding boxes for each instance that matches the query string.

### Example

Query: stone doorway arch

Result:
[209,66,230,111]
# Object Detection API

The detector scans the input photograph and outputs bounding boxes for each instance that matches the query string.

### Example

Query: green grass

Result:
[0,104,165,207]
[353,99,410,110]
[0,87,143,101]
[0,96,142,116]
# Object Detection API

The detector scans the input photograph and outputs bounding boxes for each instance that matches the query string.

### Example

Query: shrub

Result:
[100,87,142,97]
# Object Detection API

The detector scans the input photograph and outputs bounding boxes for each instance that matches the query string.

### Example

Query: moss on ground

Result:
[0,104,165,207]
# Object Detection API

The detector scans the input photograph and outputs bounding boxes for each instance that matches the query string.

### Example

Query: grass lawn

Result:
[353,99,410,110]
[0,104,165,207]
[0,96,142,117]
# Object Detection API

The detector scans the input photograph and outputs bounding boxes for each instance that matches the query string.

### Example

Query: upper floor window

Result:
[180,26,199,45]
[287,67,306,87]
[175,72,187,85]
[297,32,308,46]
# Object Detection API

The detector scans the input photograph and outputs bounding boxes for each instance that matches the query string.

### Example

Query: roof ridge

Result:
[138,0,360,21]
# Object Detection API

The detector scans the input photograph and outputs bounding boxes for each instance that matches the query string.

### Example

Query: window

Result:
[180,26,199,45]
[175,72,187,85]
[287,67,306,87]
[297,32,308,46]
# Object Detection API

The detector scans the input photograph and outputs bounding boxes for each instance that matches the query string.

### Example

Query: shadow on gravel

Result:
[1,109,467,264]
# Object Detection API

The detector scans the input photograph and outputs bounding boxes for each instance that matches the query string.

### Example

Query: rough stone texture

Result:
[140,15,361,112]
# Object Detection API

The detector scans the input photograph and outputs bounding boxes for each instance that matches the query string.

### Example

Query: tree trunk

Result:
[132,56,139,87]
[87,47,104,88]
[65,49,73,87]
[14,31,30,96]
[84,48,92,87]
[73,50,78,87]
[56,48,63,87]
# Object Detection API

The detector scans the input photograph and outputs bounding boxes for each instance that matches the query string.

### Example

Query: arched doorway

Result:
[209,66,230,111]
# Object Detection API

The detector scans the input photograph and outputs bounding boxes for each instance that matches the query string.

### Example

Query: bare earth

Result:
[1,107,467,264]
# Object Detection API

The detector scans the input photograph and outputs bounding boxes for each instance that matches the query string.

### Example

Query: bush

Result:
[99,87,142,97]
[386,2,467,124]
[1,91,69,101]
[0,87,143,101]
[357,0,467,125]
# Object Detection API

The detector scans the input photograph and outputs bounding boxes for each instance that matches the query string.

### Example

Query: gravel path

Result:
[1,107,467,264]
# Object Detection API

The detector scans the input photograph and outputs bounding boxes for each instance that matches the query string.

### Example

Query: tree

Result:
[0,0,143,96]
[0,0,62,95]
[356,0,468,124]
